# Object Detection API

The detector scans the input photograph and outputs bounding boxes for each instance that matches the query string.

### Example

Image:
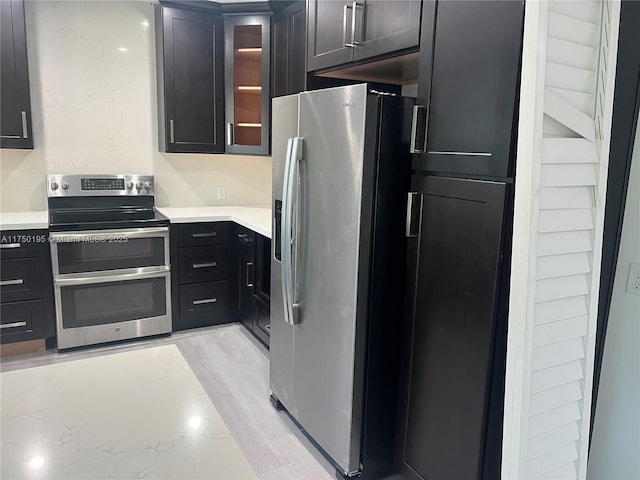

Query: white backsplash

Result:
[0,1,271,213]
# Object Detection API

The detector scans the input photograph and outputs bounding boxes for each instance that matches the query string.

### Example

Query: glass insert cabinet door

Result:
[224,15,271,156]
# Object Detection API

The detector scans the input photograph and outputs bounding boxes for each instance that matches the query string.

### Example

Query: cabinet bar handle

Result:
[409,105,427,154]
[351,1,360,46]
[0,278,24,287]
[226,123,234,146]
[0,321,27,330]
[0,243,21,249]
[192,262,217,269]
[406,192,422,238]
[246,262,254,287]
[169,119,175,143]
[343,4,354,47]
[21,111,28,138]
[193,298,217,305]
[192,232,217,238]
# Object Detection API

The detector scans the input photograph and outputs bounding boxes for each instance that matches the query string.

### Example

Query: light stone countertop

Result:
[157,206,272,239]
[0,207,272,238]
[0,211,49,231]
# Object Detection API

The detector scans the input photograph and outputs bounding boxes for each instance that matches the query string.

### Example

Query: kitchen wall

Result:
[0,1,271,213]
[587,118,640,480]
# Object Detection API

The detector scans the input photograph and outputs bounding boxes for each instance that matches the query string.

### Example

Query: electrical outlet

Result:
[216,186,226,200]
[627,262,640,296]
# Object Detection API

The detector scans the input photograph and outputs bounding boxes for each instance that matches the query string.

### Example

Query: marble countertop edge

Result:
[0,211,49,231]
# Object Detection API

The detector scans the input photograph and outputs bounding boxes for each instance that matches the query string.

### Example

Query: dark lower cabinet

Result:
[0,300,45,344]
[0,0,33,149]
[237,247,255,330]
[156,6,225,154]
[396,175,510,480]
[411,1,524,178]
[179,281,231,326]
[170,222,235,331]
[235,224,270,347]
[253,294,270,345]
[0,230,55,345]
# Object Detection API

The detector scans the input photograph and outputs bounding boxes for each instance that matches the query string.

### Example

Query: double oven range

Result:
[47,174,171,350]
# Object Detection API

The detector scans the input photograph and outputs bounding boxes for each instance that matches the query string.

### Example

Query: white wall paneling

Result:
[503,1,621,478]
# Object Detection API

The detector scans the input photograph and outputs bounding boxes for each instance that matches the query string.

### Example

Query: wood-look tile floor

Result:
[1,324,335,480]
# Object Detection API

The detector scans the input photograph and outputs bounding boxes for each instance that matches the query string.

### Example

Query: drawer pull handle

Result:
[0,321,27,330]
[192,232,217,238]
[192,262,217,269]
[0,243,21,249]
[193,298,217,305]
[21,111,28,138]
[0,278,24,287]
[246,262,254,287]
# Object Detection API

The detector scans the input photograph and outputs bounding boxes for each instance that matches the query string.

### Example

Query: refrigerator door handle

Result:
[281,137,295,326]
[290,137,304,324]
[282,137,304,326]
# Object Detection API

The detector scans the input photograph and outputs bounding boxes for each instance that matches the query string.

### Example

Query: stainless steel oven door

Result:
[54,266,171,349]
[49,227,169,274]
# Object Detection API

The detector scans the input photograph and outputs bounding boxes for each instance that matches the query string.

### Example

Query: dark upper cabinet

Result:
[224,14,271,155]
[352,1,421,62]
[0,0,33,149]
[411,1,524,178]
[396,175,508,480]
[307,0,421,72]
[307,0,353,72]
[156,6,225,154]
[272,1,306,97]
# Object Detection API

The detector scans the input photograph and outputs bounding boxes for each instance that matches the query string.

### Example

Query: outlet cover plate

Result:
[216,186,226,200]
[627,262,640,295]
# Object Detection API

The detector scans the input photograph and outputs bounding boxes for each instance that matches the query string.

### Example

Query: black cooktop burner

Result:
[48,195,169,232]
[48,208,169,232]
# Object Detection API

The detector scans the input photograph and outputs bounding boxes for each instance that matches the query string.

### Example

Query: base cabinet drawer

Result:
[178,246,228,283]
[0,231,48,259]
[1,257,42,302]
[178,223,228,247]
[0,300,45,344]
[177,281,231,329]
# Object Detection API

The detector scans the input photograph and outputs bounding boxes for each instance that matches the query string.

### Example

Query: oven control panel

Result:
[81,178,125,191]
[47,174,154,197]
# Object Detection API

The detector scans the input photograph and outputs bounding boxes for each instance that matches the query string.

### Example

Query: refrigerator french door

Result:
[270,84,413,479]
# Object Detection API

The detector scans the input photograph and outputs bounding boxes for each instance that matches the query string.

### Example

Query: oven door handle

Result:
[49,227,169,243]
[54,266,170,286]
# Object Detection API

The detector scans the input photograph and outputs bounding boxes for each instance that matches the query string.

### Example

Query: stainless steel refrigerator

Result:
[270,84,414,479]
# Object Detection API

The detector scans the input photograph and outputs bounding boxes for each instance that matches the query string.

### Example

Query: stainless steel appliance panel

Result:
[50,227,169,275]
[47,174,154,197]
[54,266,171,350]
[292,84,368,473]
[269,93,299,412]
